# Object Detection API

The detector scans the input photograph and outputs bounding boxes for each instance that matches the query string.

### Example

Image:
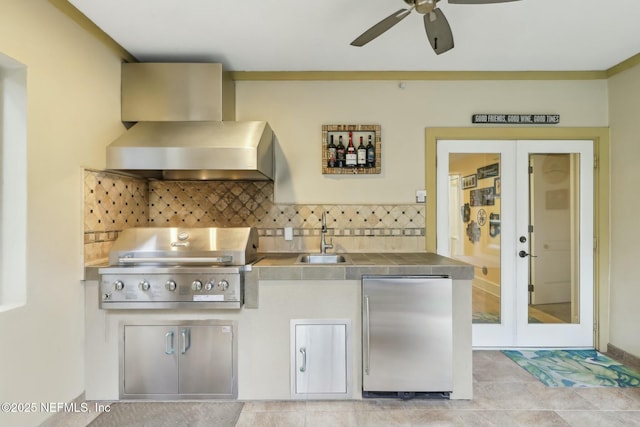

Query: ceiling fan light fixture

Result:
[415,0,437,14]
[351,0,521,54]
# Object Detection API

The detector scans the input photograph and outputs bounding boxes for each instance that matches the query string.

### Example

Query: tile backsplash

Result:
[83,170,148,264]
[84,170,426,264]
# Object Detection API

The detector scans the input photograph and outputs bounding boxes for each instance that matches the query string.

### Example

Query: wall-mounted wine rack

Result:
[322,124,381,175]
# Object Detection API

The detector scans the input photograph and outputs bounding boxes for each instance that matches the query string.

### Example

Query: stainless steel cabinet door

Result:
[294,323,347,395]
[123,325,179,395]
[178,325,234,395]
[363,276,453,393]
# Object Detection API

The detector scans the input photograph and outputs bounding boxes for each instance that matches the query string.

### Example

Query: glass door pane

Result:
[515,140,593,347]
[527,154,580,325]
[438,139,516,347]
[448,154,502,325]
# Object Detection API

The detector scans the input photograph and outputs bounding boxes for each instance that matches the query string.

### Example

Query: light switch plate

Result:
[415,190,426,203]
[284,227,293,241]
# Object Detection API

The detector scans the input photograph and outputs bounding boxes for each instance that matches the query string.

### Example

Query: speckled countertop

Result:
[84,252,473,282]
[251,252,473,281]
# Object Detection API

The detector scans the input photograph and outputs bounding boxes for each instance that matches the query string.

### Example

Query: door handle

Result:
[364,295,371,376]
[164,331,174,355]
[180,328,191,354]
[519,250,537,258]
[299,347,307,372]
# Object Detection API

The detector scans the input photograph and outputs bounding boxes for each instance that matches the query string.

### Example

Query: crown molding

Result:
[230,70,607,81]
[606,52,640,77]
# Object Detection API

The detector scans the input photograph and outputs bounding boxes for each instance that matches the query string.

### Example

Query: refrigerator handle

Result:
[364,295,371,375]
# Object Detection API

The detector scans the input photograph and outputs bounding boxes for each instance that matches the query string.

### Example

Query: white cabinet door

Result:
[291,320,351,399]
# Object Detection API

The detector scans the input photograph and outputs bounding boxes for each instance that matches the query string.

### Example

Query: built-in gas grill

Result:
[98,227,258,309]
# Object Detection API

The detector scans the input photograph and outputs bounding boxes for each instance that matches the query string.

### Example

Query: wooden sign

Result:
[472,114,560,125]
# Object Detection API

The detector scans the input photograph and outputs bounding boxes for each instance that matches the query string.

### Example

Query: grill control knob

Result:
[113,280,125,291]
[205,281,214,291]
[165,280,177,291]
[139,280,151,291]
[218,280,230,290]
[191,280,203,291]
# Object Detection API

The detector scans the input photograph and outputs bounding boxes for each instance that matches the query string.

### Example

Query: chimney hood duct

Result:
[106,63,274,181]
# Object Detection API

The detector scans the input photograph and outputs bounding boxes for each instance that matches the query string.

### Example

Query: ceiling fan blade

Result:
[351,8,413,47]
[423,9,454,55]
[448,0,520,4]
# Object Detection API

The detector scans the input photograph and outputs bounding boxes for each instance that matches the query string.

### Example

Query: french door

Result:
[437,140,594,348]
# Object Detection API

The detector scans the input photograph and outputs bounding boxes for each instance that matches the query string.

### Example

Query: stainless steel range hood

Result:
[106,63,274,181]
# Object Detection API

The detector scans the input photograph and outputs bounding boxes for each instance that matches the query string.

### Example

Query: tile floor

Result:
[42,351,640,427]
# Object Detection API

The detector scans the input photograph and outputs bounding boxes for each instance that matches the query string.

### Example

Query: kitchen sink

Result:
[296,254,352,264]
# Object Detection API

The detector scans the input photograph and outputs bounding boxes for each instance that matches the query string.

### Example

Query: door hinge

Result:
[594,237,598,250]
[529,165,534,174]
[594,155,598,170]
[528,284,534,292]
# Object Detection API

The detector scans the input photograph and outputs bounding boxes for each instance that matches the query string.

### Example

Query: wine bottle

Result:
[345,132,357,167]
[327,135,337,168]
[336,135,346,168]
[366,135,375,168]
[357,136,366,167]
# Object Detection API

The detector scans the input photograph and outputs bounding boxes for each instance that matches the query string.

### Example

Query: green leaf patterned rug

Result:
[473,312,542,324]
[502,349,640,387]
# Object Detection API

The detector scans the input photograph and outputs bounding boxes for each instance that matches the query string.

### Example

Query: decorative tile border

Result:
[83,231,121,244]
[257,228,425,237]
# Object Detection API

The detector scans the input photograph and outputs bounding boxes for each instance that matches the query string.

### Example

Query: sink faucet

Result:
[320,211,333,254]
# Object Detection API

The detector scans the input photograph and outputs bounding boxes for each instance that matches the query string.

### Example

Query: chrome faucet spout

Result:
[320,212,333,254]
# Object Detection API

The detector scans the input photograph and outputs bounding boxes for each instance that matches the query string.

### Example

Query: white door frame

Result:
[436,139,594,348]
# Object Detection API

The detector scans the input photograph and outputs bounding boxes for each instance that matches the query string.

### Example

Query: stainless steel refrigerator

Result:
[362,275,453,398]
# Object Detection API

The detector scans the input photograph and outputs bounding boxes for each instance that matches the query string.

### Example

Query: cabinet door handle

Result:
[180,328,191,354]
[164,331,174,355]
[299,347,307,372]
[364,295,371,375]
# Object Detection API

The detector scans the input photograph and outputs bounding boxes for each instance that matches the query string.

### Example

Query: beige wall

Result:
[0,2,633,424]
[0,1,126,425]
[236,79,607,204]
[237,78,617,353]
[608,62,640,358]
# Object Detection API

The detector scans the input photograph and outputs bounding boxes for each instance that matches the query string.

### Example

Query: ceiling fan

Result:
[351,0,522,55]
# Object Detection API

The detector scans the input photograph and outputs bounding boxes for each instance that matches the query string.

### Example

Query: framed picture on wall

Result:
[470,187,495,206]
[477,163,500,179]
[462,174,477,189]
[322,124,381,174]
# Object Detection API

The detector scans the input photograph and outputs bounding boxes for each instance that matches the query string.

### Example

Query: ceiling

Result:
[68,0,640,72]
